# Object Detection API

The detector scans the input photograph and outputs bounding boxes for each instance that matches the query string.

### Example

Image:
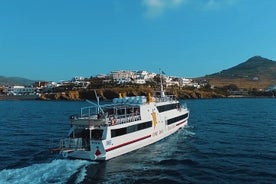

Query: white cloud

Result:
[202,0,239,10]
[141,0,239,19]
[142,0,186,19]
[205,0,220,10]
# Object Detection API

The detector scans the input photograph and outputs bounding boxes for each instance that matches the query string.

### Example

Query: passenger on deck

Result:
[110,116,116,125]
[135,109,139,115]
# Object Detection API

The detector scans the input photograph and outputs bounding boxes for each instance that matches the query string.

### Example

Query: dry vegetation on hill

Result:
[200,56,276,90]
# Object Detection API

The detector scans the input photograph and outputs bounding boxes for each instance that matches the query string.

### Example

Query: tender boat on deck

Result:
[55,86,189,161]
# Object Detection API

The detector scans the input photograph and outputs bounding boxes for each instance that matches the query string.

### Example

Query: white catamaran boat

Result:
[54,83,189,161]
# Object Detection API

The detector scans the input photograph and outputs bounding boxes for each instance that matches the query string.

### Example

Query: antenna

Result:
[94,90,100,108]
[86,90,104,114]
[159,69,165,97]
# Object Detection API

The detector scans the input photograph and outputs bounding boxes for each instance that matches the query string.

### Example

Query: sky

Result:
[1,0,276,81]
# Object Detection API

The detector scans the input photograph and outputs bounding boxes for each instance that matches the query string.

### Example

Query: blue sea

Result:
[0,98,275,184]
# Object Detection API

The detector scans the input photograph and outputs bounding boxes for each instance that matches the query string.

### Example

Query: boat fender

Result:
[62,151,68,158]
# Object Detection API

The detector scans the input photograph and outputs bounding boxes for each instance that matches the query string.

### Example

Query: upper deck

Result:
[70,94,187,128]
[70,102,142,128]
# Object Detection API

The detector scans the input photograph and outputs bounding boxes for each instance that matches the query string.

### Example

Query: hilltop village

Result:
[1,69,275,100]
[0,70,218,100]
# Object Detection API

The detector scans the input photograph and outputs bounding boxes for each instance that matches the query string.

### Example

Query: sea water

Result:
[0,99,275,184]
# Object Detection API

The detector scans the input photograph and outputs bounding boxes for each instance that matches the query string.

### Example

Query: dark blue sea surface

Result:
[0,99,275,184]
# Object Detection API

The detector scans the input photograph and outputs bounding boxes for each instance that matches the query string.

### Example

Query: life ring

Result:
[62,151,68,158]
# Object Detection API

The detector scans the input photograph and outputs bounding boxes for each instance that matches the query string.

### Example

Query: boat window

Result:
[111,121,152,138]
[157,103,179,112]
[111,127,127,137]
[70,129,90,139]
[167,113,188,125]
[91,129,104,140]
[127,125,137,133]
[137,121,152,130]
[117,108,126,115]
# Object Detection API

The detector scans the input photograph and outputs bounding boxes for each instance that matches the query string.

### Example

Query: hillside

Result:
[201,56,276,89]
[0,76,35,86]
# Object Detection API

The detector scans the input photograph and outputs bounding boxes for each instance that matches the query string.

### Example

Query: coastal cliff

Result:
[39,87,226,101]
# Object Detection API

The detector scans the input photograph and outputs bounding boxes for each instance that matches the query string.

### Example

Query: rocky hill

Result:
[201,56,276,89]
[0,76,34,86]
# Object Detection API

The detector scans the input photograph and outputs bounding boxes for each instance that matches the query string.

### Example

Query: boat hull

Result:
[104,119,188,160]
[64,117,188,161]
[57,92,189,161]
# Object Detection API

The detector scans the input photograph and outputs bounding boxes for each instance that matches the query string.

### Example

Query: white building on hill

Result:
[4,86,36,95]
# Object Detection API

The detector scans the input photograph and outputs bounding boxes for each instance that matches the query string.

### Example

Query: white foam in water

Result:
[183,129,196,136]
[0,159,91,184]
[74,164,87,184]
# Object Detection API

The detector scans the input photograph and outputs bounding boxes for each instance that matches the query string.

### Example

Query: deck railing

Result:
[111,114,141,125]
[154,95,177,103]
[80,106,98,118]
[59,138,84,150]
[74,106,142,127]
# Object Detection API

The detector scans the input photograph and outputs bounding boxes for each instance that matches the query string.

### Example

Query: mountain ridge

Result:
[202,56,276,89]
[0,76,35,86]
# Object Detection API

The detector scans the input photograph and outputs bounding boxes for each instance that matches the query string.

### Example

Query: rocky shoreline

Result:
[38,87,227,101]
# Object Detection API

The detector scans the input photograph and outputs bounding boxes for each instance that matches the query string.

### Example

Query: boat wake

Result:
[0,159,92,184]
[182,127,196,137]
